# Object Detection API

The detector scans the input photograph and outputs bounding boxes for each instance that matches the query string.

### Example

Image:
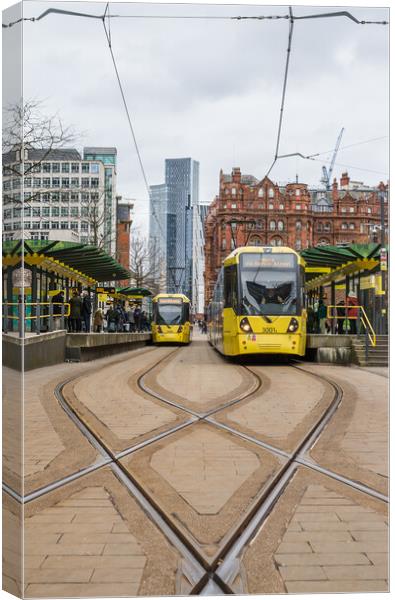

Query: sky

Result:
[2,0,390,235]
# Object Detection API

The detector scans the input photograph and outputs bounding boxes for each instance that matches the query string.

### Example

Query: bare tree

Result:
[129,233,165,294]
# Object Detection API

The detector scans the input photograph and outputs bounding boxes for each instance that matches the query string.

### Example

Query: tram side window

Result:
[183,302,190,323]
[224,265,238,312]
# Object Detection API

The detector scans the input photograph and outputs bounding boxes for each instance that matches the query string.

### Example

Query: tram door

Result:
[223,265,239,354]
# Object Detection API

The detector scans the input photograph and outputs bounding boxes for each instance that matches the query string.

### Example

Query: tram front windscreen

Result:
[156,300,185,325]
[239,253,298,316]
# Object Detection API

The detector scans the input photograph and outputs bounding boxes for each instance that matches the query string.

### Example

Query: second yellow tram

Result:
[208,246,307,356]
[151,294,192,344]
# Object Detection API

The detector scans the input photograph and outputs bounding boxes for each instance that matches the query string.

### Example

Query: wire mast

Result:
[321,127,345,190]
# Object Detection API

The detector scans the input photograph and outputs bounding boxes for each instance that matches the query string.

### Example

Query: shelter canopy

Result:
[2,240,131,284]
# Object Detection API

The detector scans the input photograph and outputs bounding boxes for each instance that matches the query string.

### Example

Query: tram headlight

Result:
[240,317,252,333]
[287,318,299,333]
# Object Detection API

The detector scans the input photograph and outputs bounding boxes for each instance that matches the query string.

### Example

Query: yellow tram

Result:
[151,293,192,344]
[208,246,307,356]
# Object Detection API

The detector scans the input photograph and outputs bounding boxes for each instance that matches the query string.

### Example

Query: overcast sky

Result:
[3,1,390,234]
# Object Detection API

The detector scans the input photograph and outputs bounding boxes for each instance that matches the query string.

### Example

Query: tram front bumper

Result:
[237,332,305,355]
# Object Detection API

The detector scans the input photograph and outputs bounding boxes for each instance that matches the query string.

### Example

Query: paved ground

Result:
[299,363,388,495]
[240,467,388,594]
[2,337,389,596]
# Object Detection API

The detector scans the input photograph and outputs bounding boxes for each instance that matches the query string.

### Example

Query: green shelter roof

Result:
[301,243,385,269]
[117,286,153,297]
[3,240,131,282]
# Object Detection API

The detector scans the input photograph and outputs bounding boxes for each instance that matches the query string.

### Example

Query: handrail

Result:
[327,305,376,347]
[2,302,71,318]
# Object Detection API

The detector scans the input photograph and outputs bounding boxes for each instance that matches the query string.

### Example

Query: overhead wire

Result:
[264,6,294,179]
[101,4,179,290]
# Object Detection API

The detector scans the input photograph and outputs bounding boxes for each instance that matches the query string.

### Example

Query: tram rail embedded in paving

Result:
[151,293,192,345]
[208,245,307,356]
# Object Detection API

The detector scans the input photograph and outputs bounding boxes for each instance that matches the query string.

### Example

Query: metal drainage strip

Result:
[54,380,206,588]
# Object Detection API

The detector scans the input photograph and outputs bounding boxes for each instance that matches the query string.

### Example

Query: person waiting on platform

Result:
[51,290,65,330]
[106,304,119,333]
[346,291,359,334]
[69,291,82,332]
[82,291,92,333]
[317,299,328,334]
[336,300,346,334]
[93,307,104,333]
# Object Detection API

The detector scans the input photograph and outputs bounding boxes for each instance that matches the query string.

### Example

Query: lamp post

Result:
[378,188,387,334]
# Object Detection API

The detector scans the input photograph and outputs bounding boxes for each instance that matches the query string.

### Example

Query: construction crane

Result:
[321,127,345,190]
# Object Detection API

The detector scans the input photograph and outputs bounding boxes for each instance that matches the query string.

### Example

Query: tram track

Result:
[4,341,388,596]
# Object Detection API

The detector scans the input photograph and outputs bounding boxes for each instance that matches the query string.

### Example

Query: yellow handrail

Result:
[327,305,376,347]
[2,302,71,318]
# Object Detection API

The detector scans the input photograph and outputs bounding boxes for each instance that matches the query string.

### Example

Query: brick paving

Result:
[299,363,388,493]
[241,469,388,594]
[214,365,332,453]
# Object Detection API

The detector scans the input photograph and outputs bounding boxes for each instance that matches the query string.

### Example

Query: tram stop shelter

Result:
[301,243,388,335]
[116,286,153,318]
[2,239,131,336]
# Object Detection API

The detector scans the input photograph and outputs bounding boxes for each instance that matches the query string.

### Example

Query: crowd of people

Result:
[307,291,359,334]
[51,289,151,333]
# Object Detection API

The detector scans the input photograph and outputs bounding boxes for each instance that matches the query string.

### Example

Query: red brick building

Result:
[204,168,388,307]
[116,198,134,287]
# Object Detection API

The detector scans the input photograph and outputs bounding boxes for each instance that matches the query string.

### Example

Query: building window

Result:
[278,220,284,231]
[296,220,302,231]
[52,178,60,188]
[341,207,347,213]
[61,207,69,217]
[231,187,236,196]
[279,203,284,210]
[295,189,300,196]
[4,209,12,219]
[24,177,32,188]
[90,163,99,174]
[23,221,31,229]
[296,204,301,210]
[71,178,79,188]
[71,193,79,202]
[367,207,372,214]
[295,239,301,250]
[270,236,283,246]
[42,163,51,173]
[42,221,50,229]
[51,207,59,217]
[268,203,274,210]
[258,188,264,198]
[222,238,226,250]
[51,221,60,229]
[70,221,79,231]
[32,207,40,217]
[250,236,263,246]
[61,163,70,173]
[258,203,264,209]
[32,222,40,230]
[269,220,276,231]
[24,207,31,217]
[61,178,70,188]
[70,207,78,217]
[268,188,274,198]
[51,193,60,202]
[324,222,331,231]
[223,204,227,209]
[349,223,355,230]
[231,203,237,209]
[341,223,348,230]
[42,193,50,202]
[82,163,90,173]
[61,192,70,202]
[91,178,99,188]
[256,220,263,230]
[42,177,50,188]
[60,221,69,230]
[71,163,80,173]
[81,222,89,231]
[31,164,41,173]
[52,163,60,173]
[82,178,90,188]
[33,178,41,188]
[42,207,50,217]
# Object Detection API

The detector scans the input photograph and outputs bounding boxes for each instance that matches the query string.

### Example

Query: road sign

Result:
[12,267,32,288]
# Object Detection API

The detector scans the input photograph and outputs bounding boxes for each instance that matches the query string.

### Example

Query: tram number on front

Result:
[262,327,277,334]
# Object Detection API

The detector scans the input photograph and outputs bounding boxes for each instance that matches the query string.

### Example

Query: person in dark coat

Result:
[69,291,82,332]
[82,292,92,333]
[106,305,119,333]
[52,291,65,330]
[336,300,346,334]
